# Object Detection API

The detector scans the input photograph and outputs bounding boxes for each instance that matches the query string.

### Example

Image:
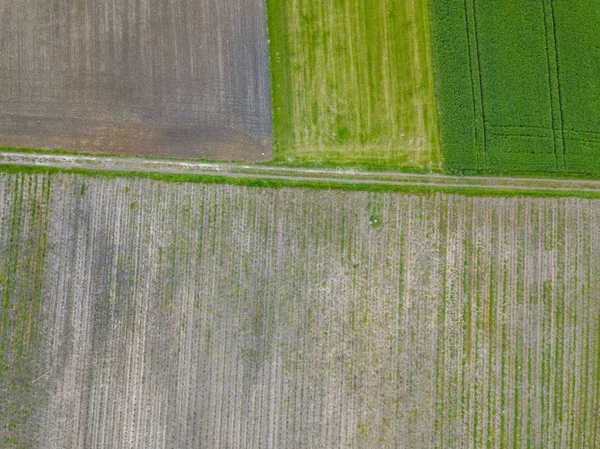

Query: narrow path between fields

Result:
[2,152,600,195]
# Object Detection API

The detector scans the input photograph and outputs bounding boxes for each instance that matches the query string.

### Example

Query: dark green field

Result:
[431,0,600,175]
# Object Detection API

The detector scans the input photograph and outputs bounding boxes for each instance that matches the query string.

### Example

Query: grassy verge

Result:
[2,164,600,199]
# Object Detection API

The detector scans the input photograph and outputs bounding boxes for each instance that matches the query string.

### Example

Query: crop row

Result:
[1,172,598,447]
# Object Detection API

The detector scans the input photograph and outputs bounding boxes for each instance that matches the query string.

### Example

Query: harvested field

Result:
[431,0,600,175]
[0,0,272,160]
[1,173,600,448]
[268,0,440,168]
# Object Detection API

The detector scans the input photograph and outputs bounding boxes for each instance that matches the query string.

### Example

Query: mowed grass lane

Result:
[267,0,440,169]
[431,0,600,175]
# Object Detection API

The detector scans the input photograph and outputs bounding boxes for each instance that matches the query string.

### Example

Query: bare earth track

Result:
[2,151,600,195]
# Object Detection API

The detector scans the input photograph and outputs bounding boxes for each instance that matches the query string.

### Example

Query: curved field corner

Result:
[0,0,273,161]
[267,0,440,169]
[1,172,599,448]
[431,0,600,175]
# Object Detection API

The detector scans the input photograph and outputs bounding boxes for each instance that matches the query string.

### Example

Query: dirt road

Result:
[2,151,600,195]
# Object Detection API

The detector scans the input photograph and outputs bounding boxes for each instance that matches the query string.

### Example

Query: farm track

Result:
[2,151,600,195]
[463,0,486,165]
[542,0,566,170]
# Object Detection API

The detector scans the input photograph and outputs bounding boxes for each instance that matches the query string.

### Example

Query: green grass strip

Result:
[2,163,600,199]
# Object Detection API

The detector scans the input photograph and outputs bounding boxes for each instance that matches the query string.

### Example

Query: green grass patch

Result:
[267,0,440,168]
[1,164,600,199]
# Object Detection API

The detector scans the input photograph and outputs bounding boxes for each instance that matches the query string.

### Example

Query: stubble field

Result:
[0,0,273,160]
[1,172,599,448]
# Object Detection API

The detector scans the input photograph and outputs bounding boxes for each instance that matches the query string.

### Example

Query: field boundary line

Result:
[3,152,600,196]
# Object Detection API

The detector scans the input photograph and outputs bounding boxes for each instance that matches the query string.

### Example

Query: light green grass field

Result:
[267,0,440,169]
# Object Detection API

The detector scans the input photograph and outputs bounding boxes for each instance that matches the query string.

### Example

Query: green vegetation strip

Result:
[2,161,600,200]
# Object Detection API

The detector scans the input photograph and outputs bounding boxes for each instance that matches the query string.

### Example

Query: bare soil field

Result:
[1,173,599,448]
[0,0,272,160]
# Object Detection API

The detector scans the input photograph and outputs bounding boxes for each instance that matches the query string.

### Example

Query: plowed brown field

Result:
[0,0,272,160]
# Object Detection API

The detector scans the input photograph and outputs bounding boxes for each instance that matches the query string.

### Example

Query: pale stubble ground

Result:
[0,173,598,448]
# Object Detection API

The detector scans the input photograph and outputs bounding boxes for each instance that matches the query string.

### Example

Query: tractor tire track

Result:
[464,0,487,166]
[542,0,566,170]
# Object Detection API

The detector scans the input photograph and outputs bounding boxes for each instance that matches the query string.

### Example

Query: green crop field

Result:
[267,0,440,169]
[431,0,600,175]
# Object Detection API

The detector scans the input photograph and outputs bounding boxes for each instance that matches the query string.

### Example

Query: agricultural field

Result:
[0,0,272,160]
[1,172,599,448]
[431,0,600,175]
[267,0,440,169]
